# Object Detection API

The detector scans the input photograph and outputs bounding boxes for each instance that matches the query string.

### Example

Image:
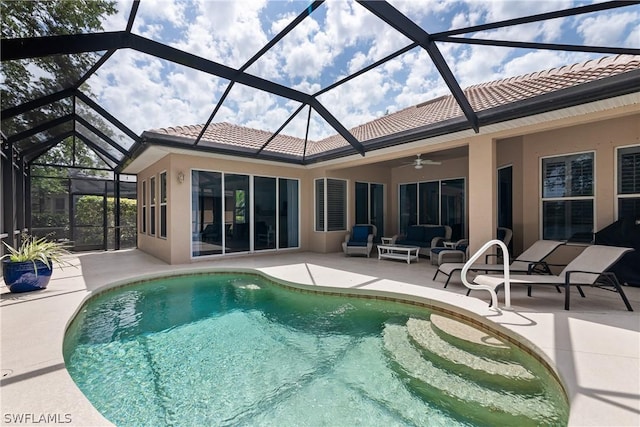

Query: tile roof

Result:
[147,54,640,159]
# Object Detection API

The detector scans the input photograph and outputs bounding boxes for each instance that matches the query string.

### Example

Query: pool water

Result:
[63,273,569,426]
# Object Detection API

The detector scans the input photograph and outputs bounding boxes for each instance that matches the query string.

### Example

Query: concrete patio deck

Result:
[1,249,639,426]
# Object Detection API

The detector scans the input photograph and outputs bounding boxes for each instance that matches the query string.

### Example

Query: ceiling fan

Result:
[404,154,442,169]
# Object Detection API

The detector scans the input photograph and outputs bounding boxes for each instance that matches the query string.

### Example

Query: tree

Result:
[1,0,117,110]
[1,0,119,166]
[2,1,120,192]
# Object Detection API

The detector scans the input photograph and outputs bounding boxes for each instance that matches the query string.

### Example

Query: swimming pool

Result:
[63,272,569,426]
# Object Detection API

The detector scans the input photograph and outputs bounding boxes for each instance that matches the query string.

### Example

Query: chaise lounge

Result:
[434,239,563,289]
[472,245,634,311]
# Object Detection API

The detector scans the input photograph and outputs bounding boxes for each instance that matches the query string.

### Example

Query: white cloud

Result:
[576,12,639,47]
[317,65,396,129]
[389,0,456,17]
[86,0,638,142]
[499,50,591,79]
[135,0,187,29]
[87,50,225,133]
[101,0,133,31]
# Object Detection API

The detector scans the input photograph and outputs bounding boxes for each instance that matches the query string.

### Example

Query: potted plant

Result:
[1,234,72,293]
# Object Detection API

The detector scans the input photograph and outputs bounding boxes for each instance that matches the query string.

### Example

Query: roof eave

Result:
[132,70,640,167]
[140,131,305,165]
[476,68,640,126]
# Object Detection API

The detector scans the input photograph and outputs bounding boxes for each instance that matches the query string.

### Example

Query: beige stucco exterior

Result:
[134,102,639,265]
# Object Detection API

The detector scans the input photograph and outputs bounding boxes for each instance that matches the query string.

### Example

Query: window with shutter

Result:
[541,152,594,241]
[149,176,156,236]
[617,145,640,220]
[141,180,147,234]
[315,178,346,232]
[159,172,167,238]
[327,179,346,231]
[315,179,324,231]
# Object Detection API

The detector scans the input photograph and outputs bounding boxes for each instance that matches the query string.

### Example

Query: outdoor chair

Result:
[472,245,634,311]
[429,239,468,265]
[342,224,377,257]
[434,239,564,290]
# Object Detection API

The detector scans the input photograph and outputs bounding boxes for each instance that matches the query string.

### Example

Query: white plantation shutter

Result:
[617,146,640,220]
[315,179,324,231]
[541,152,594,241]
[619,147,640,194]
[326,179,346,231]
[315,178,346,232]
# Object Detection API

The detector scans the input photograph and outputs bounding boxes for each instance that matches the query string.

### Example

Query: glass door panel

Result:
[441,179,465,240]
[399,183,417,235]
[225,174,250,253]
[370,183,384,242]
[279,178,299,248]
[192,171,223,257]
[254,176,276,250]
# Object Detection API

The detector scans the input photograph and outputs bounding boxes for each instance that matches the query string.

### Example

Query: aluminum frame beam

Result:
[358,1,480,133]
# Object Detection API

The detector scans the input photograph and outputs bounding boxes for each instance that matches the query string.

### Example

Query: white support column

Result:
[468,136,497,257]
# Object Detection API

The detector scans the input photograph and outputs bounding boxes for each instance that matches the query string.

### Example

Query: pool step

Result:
[406,318,538,392]
[430,314,513,360]
[382,323,558,426]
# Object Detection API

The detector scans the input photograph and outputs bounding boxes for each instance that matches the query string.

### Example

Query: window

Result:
[355,182,384,241]
[617,145,640,221]
[159,171,167,238]
[399,179,465,239]
[54,197,66,212]
[141,180,147,234]
[315,178,346,232]
[541,152,594,242]
[149,176,156,236]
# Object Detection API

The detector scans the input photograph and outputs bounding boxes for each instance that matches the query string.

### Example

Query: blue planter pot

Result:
[2,259,53,293]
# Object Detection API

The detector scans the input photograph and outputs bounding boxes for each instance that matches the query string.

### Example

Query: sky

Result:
[82,0,639,141]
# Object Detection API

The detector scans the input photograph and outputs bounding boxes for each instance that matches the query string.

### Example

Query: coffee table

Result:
[377,244,420,264]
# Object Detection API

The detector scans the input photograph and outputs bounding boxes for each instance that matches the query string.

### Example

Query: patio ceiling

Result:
[2,0,639,172]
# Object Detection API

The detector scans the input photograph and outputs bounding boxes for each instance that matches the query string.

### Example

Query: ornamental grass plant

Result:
[1,234,73,272]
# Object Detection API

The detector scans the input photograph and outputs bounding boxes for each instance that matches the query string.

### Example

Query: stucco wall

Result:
[137,154,172,263]
[308,163,392,253]
[138,154,310,264]
[521,114,640,251]
[135,111,639,265]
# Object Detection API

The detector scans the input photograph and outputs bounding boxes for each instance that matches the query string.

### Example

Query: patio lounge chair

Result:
[434,239,562,289]
[473,245,634,311]
[342,224,377,257]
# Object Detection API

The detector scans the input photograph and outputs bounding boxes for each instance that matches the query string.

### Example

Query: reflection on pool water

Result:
[64,273,569,426]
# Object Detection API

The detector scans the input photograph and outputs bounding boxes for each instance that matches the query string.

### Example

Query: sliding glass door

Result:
[192,170,299,257]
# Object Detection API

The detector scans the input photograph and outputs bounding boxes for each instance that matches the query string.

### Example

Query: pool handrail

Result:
[460,239,511,311]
